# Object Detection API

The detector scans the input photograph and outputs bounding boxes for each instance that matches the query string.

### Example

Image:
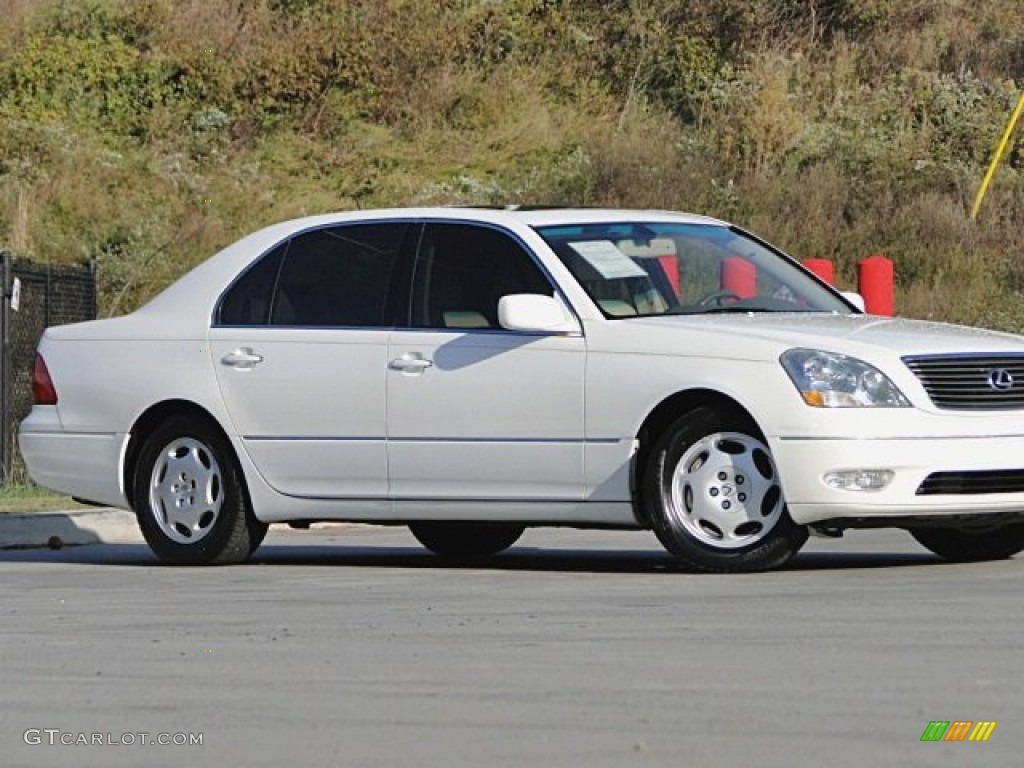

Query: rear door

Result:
[210,222,411,497]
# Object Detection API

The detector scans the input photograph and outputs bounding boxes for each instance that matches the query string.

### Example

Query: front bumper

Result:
[773,434,1024,526]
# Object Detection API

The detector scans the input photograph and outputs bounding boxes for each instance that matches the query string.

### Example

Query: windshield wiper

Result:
[663,305,809,316]
[701,306,796,314]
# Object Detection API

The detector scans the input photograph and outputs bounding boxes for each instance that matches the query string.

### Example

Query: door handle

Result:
[221,348,264,369]
[388,355,433,373]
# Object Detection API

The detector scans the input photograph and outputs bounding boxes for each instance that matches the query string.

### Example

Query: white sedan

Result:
[19,207,1024,571]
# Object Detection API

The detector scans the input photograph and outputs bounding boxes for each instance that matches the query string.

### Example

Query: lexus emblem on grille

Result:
[988,368,1015,391]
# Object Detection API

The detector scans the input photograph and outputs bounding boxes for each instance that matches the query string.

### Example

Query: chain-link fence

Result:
[1,252,97,482]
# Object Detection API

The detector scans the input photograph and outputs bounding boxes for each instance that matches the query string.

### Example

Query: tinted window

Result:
[217,244,286,326]
[412,223,552,329]
[272,223,407,327]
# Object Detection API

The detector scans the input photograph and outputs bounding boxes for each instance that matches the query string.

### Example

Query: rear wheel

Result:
[409,522,524,558]
[910,524,1024,562]
[642,406,807,572]
[133,415,266,565]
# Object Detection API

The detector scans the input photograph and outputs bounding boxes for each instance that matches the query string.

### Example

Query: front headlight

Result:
[780,348,910,408]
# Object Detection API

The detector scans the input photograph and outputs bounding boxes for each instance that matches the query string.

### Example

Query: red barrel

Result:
[658,255,680,297]
[802,258,834,285]
[857,255,894,316]
[721,257,756,298]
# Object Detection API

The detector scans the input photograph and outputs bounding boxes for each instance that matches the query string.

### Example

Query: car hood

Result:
[603,313,1024,359]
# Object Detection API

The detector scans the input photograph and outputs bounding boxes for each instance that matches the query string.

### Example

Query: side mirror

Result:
[498,294,579,334]
[840,291,866,312]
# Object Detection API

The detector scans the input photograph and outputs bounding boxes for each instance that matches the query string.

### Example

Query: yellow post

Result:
[971,90,1024,220]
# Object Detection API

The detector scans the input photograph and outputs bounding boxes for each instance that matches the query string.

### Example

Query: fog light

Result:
[823,469,894,491]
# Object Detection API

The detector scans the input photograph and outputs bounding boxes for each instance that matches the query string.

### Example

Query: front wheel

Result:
[133,415,266,565]
[409,522,524,558]
[642,406,807,572]
[910,524,1024,562]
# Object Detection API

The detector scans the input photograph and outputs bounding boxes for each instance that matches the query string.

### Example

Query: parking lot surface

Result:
[2,525,1020,767]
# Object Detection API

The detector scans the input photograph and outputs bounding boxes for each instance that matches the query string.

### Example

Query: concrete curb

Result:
[0,508,143,549]
[0,509,365,550]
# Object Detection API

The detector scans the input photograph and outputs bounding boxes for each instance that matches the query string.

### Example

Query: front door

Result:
[387,222,586,501]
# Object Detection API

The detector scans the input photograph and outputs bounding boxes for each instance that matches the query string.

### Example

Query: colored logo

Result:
[920,721,996,742]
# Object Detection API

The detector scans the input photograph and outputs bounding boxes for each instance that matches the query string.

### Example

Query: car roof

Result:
[453,206,727,228]
[262,206,729,232]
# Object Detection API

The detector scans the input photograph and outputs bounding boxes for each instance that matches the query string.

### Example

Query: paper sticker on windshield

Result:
[568,240,648,279]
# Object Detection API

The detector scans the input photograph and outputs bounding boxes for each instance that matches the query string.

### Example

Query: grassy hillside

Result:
[1,0,1023,327]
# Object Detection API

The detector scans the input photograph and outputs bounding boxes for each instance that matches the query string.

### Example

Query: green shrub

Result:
[0,0,1022,329]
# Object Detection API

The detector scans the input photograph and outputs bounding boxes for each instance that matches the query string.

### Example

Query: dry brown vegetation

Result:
[1,0,1023,327]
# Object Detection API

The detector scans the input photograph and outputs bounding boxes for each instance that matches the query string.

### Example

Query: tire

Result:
[642,406,808,573]
[910,524,1024,562]
[409,522,525,558]
[132,415,267,565]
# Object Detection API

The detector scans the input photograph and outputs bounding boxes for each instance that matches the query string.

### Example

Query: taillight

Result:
[32,354,58,405]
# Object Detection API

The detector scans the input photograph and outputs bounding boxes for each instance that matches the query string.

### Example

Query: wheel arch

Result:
[632,388,762,527]
[123,400,237,505]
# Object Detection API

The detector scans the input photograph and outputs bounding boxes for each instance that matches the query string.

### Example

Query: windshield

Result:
[534,222,853,317]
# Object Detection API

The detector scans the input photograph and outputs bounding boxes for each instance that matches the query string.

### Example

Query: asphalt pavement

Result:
[1,521,1021,768]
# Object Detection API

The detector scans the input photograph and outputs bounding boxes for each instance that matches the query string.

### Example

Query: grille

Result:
[902,355,1024,410]
[917,470,1024,496]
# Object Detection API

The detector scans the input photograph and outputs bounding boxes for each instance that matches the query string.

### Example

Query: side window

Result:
[217,243,286,326]
[412,223,553,330]
[271,223,407,327]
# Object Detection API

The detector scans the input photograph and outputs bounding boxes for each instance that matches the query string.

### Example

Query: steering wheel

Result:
[697,289,743,307]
